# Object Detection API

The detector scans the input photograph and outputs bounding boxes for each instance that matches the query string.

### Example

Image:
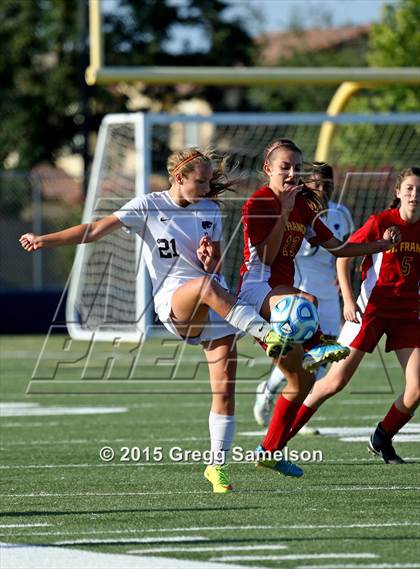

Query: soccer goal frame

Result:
[66,111,419,342]
[66,113,152,342]
[86,0,420,87]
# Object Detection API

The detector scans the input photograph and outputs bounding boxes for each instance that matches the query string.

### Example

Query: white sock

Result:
[225,303,271,340]
[208,411,236,465]
[265,366,287,396]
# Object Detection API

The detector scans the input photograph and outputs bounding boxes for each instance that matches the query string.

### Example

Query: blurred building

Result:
[258,25,370,64]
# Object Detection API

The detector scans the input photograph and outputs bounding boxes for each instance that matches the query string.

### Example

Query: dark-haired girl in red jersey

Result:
[287,167,420,464]
[238,139,401,477]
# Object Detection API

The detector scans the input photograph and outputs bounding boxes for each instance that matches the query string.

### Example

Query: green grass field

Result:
[1,335,419,569]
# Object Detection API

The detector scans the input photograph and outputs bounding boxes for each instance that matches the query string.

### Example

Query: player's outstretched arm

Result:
[19,214,123,252]
[320,225,401,258]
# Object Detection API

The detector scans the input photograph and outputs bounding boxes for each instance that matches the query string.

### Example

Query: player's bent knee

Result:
[199,276,223,303]
[192,275,214,300]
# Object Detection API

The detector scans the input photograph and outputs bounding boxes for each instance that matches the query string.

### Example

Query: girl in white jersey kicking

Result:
[253,162,354,428]
[19,148,288,494]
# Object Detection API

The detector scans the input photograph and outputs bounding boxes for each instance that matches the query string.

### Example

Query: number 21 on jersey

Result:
[157,238,179,258]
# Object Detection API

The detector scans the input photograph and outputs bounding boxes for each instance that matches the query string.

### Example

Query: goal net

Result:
[66,112,419,341]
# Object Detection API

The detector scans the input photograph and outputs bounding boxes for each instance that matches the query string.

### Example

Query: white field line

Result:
[0,463,212,470]
[323,457,420,463]
[0,401,391,414]
[54,536,208,546]
[1,422,61,427]
[0,464,146,470]
[0,526,277,538]
[310,416,379,421]
[310,416,380,421]
[2,457,420,471]
[244,522,420,529]
[2,486,420,503]
[0,407,128,417]
[335,400,395,405]
[128,544,288,554]
[238,424,420,438]
[1,418,205,427]
[2,522,419,539]
[212,553,378,562]
[341,435,420,442]
[4,423,419,447]
[320,425,420,435]
[297,565,420,569]
[0,403,40,408]
[0,523,51,528]
[0,542,259,569]
[0,436,210,447]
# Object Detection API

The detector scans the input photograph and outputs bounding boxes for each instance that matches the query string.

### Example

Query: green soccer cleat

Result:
[204,464,233,493]
[263,329,292,359]
[255,445,304,477]
[302,338,350,372]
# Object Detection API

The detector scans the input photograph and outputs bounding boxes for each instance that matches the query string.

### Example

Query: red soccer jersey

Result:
[240,185,333,287]
[349,208,420,319]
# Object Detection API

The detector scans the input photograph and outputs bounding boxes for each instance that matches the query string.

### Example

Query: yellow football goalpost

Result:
[86,0,420,161]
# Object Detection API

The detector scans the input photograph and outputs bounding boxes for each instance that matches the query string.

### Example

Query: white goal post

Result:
[66,112,419,341]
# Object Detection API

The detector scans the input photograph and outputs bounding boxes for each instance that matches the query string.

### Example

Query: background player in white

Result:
[253,162,353,427]
[19,147,288,493]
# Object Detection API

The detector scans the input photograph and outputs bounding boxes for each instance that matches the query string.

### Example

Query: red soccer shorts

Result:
[339,308,420,353]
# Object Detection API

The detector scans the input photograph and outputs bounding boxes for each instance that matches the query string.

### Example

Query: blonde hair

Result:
[167,147,239,198]
[389,166,420,209]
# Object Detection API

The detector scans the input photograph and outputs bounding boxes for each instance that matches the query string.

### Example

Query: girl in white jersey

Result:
[19,148,288,494]
[253,163,354,427]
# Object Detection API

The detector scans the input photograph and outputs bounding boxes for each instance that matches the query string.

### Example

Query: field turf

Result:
[1,335,419,568]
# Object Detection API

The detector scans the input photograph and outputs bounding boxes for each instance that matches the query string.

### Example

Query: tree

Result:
[333,0,420,169]
[104,0,258,112]
[349,0,420,112]
[0,0,257,170]
[0,0,84,170]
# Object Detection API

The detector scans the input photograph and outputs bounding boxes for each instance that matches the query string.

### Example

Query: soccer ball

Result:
[271,295,319,343]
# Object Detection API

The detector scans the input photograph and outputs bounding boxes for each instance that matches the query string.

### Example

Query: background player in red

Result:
[253,162,354,429]
[285,166,420,464]
[238,139,402,477]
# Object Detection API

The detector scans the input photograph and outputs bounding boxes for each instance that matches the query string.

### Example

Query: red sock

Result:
[262,395,301,452]
[286,404,317,442]
[380,403,412,437]
[303,328,323,351]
